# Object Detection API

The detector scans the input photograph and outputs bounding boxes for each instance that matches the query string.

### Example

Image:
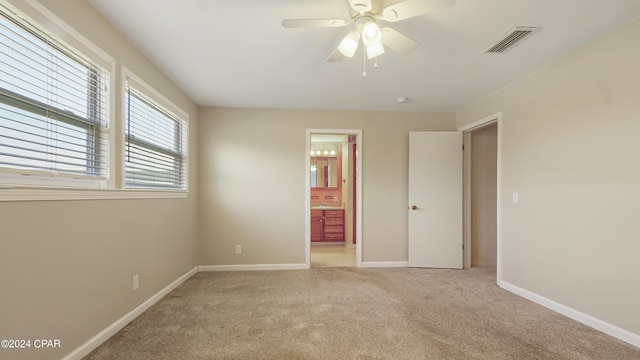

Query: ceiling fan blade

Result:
[348,0,372,13]
[282,18,349,28]
[327,47,346,62]
[380,0,455,22]
[380,27,419,54]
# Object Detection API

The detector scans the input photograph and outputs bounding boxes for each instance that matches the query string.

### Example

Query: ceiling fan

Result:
[282,0,456,62]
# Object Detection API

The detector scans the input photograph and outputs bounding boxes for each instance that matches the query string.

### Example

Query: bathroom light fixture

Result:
[310,144,340,157]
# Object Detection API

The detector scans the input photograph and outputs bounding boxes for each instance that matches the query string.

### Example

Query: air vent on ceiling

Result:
[485,26,540,54]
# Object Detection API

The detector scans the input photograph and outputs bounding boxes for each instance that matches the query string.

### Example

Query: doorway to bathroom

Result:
[306,129,362,268]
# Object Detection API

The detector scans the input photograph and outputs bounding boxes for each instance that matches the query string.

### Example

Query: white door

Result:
[408,131,463,268]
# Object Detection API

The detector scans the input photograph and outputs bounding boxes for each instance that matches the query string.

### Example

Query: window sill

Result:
[0,187,188,202]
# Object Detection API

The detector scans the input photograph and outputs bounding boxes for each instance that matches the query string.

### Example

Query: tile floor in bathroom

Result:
[310,245,355,267]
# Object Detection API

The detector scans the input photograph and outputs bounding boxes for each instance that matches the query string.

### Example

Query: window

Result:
[0,4,109,188]
[124,83,187,190]
[0,1,187,201]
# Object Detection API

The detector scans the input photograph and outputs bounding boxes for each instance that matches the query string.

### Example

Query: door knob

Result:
[410,205,418,210]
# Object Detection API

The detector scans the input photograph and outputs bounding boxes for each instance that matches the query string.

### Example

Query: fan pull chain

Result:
[362,47,367,78]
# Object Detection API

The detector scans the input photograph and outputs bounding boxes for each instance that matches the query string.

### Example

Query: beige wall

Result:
[198,108,456,265]
[458,19,640,336]
[471,124,497,267]
[0,1,199,359]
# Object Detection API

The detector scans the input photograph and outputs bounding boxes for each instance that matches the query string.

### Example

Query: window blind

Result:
[125,86,187,190]
[0,5,109,183]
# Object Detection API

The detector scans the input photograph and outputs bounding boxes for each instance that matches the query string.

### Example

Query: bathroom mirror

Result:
[310,157,338,188]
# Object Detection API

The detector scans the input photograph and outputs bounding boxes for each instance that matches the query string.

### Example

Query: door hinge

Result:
[462,144,465,151]
[462,244,465,250]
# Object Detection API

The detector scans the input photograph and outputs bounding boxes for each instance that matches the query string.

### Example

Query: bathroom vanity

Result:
[310,208,344,242]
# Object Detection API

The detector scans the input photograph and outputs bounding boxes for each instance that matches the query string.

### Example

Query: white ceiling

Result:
[86,0,640,112]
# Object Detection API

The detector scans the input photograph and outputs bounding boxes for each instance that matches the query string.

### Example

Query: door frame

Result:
[458,112,502,282]
[305,129,363,268]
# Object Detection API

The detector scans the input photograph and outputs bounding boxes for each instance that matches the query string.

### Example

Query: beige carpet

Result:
[84,267,640,359]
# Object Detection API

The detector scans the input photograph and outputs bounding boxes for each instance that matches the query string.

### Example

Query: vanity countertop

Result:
[311,205,344,210]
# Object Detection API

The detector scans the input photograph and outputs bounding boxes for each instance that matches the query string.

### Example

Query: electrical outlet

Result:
[132,274,139,291]
[235,245,242,254]
[512,192,519,204]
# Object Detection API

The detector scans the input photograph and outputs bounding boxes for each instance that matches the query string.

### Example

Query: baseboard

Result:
[199,263,308,271]
[361,261,408,268]
[62,266,199,360]
[499,280,640,349]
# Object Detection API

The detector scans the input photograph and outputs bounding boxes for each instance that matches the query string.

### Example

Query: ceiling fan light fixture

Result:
[361,21,382,46]
[338,29,361,58]
[282,0,456,67]
[366,42,385,59]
